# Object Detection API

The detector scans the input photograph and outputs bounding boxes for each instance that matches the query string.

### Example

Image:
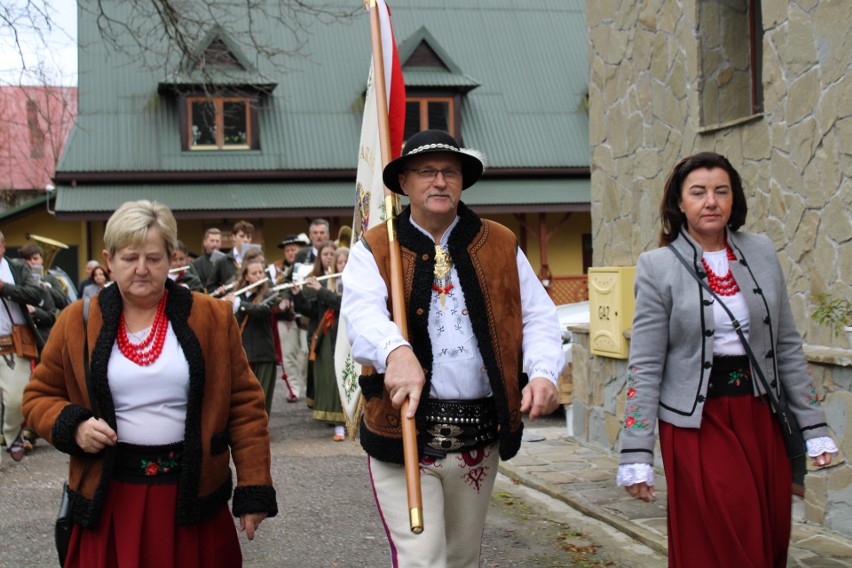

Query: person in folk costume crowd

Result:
[223,253,278,417]
[189,228,222,293]
[340,130,565,567]
[618,152,838,567]
[273,233,310,402]
[293,240,336,410]
[81,265,110,299]
[169,240,204,292]
[23,200,277,568]
[208,220,254,294]
[293,247,349,441]
[76,259,101,298]
[18,243,65,452]
[19,243,69,314]
[0,231,49,463]
[294,219,331,267]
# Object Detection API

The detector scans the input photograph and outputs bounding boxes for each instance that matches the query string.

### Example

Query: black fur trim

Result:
[359,372,385,399]
[232,484,279,518]
[51,403,93,456]
[210,430,230,455]
[360,418,405,464]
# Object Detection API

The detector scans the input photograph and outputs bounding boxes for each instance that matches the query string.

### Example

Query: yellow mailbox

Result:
[588,267,636,359]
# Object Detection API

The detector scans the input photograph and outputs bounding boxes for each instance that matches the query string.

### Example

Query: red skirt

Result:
[660,395,791,568]
[65,480,242,568]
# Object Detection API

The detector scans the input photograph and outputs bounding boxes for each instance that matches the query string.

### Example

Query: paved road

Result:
[1,384,663,567]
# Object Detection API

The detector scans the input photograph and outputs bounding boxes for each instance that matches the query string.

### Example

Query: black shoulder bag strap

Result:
[667,244,806,458]
[57,296,98,567]
[82,295,96,417]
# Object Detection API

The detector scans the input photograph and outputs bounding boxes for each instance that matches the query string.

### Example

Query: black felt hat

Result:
[277,233,310,249]
[382,130,485,194]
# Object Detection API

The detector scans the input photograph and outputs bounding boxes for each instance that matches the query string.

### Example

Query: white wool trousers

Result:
[368,443,499,568]
[0,354,31,448]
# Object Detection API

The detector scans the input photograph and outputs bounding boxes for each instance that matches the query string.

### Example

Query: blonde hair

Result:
[103,200,178,258]
[329,247,349,291]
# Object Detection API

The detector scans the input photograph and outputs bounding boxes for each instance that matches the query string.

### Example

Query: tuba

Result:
[25,233,69,270]
[26,233,75,300]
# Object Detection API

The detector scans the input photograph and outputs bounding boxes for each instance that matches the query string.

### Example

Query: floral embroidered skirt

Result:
[660,394,792,568]
[65,443,241,568]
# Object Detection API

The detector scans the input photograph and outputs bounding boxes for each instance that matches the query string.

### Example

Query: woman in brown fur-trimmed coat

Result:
[23,200,276,568]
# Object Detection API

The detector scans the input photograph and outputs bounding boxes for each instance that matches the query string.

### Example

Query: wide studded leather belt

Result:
[423,398,498,455]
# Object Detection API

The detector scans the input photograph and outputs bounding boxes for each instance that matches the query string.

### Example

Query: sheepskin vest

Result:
[359,203,526,463]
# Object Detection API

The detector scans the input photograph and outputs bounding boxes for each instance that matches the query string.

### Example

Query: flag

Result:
[336,0,405,436]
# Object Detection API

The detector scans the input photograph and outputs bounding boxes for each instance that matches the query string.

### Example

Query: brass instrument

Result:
[25,233,68,271]
[25,233,75,300]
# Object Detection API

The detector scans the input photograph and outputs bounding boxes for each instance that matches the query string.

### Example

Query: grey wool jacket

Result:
[619,229,830,466]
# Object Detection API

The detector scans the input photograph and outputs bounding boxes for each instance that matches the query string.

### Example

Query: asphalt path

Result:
[0,383,661,567]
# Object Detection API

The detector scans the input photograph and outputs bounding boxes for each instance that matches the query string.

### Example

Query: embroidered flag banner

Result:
[335,0,405,436]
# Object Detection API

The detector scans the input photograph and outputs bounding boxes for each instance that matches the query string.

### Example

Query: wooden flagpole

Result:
[366,0,424,534]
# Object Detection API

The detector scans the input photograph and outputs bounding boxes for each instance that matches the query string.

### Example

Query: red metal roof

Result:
[0,86,77,191]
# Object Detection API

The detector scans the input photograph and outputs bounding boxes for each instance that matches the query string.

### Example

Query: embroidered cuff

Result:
[377,338,411,373]
[806,436,839,457]
[616,463,655,487]
[528,366,558,386]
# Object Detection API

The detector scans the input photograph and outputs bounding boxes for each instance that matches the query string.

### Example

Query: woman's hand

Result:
[813,452,833,468]
[222,292,236,303]
[624,482,656,502]
[75,417,117,453]
[240,512,268,540]
[304,276,321,291]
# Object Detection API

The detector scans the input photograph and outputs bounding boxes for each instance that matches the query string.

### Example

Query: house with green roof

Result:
[48,0,590,298]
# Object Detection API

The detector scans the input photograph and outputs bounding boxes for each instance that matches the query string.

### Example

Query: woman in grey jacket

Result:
[618,152,837,567]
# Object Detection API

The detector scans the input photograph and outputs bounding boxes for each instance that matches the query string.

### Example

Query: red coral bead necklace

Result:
[117,292,169,366]
[702,246,740,296]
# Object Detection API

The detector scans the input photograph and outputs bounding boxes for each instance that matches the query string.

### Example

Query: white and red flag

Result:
[336,0,405,434]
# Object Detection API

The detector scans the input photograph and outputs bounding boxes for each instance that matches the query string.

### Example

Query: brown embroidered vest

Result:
[359,204,526,463]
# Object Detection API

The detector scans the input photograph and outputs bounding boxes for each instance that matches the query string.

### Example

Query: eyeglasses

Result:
[404,167,462,182]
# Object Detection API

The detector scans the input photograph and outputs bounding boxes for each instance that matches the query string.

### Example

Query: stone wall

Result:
[585,0,852,535]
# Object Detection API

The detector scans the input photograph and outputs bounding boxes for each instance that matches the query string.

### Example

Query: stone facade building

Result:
[577,0,852,536]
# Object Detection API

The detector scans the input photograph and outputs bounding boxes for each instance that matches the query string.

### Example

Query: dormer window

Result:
[405,96,454,139]
[188,96,253,150]
[159,29,274,152]
[396,27,480,145]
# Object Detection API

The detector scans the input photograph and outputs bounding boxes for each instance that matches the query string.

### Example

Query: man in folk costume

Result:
[0,231,48,463]
[341,130,565,567]
[207,220,254,293]
[273,233,310,401]
[189,227,222,293]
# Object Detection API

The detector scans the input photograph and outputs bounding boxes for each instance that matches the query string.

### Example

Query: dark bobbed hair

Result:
[659,151,748,246]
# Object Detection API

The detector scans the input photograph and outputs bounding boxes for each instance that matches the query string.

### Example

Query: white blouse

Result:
[108,322,189,445]
[341,216,565,401]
